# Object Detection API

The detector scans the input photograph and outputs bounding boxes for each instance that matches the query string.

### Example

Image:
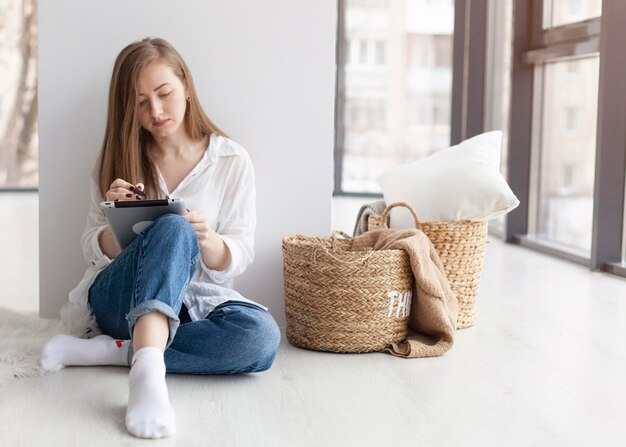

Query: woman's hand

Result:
[98,179,144,260]
[105,178,145,201]
[182,208,231,271]
[182,209,213,249]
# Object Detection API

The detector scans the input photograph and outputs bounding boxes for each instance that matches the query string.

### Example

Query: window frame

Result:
[450,0,488,145]
[334,0,456,199]
[503,0,626,276]
[334,0,626,278]
[589,0,626,274]
[333,0,383,198]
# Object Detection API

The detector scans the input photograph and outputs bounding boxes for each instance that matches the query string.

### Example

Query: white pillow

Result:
[377,130,519,226]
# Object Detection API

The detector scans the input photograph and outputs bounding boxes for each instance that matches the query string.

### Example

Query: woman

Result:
[39,37,281,439]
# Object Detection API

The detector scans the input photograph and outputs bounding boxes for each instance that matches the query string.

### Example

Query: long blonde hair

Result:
[96,37,227,199]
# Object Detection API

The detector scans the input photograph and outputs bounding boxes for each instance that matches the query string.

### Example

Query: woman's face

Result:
[135,60,188,138]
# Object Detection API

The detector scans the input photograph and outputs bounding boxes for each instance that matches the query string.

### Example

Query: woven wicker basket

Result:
[368,202,488,329]
[282,232,413,353]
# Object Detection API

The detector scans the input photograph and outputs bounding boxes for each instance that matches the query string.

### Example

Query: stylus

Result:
[131,186,146,197]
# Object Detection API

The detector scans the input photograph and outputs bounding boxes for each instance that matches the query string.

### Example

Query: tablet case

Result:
[100,198,186,249]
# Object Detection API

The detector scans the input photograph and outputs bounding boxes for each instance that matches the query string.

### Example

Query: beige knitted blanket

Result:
[351,228,457,358]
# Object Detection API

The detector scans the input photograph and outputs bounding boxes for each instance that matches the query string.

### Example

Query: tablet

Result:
[100,198,186,249]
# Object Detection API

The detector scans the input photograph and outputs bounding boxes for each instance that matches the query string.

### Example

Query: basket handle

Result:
[331,230,352,240]
[311,230,374,266]
[380,202,421,229]
[329,230,351,250]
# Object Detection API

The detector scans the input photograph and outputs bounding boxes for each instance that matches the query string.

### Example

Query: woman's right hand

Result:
[105,178,145,201]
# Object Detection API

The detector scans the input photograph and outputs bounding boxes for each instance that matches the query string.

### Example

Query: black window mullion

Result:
[451,0,488,145]
[450,0,468,144]
[590,0,626,271]
[505,0,542,241]
[466,0,488,140]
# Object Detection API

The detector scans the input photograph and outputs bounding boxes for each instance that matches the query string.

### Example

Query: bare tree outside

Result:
[0,0,38,189]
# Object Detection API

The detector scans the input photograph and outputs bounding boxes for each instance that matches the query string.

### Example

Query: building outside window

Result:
[375,40,386,64]
[532,29,601,255]
[544,0,601,27]
[0,0,38,190]
[336,0,454,194]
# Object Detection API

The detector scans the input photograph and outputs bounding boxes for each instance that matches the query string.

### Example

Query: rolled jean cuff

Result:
[126,300,181,359]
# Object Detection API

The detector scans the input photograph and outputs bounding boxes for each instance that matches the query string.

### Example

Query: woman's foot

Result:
[125,347,175,439]
[39,334,130,371]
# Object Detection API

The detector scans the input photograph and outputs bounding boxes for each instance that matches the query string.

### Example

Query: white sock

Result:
[39,334,130,372]
[125,347,175,439]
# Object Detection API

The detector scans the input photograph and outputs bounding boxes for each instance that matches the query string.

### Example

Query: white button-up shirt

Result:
[68,134,267,321]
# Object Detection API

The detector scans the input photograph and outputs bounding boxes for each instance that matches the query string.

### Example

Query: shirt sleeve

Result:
[80,175,113,269]
[200,148,256,283]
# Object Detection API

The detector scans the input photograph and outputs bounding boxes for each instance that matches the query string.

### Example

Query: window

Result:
[434,35,452,68]
[335,0,454,195]
[543,0,602,28]
[0,0,38,190]
[530,54,600,256]
[456,0,625,276]
[561,164,574,189]
[375,41,386,65]
[543,0,601,28]
[407,35,431,68]
[566,59,579,75]
[345,98,386,128]
[407,94,449,127]
[564,106,578,132]
[406,34,452,69]
[501,0,626,272]
[359,40,368,64]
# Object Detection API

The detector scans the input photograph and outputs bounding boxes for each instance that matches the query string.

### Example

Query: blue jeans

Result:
[87,214,281,374]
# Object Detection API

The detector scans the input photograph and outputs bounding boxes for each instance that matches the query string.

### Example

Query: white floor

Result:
[1,194,626,446]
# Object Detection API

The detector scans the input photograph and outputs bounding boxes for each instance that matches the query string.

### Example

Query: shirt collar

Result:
[158,133,240,196]
[205,133,240,164]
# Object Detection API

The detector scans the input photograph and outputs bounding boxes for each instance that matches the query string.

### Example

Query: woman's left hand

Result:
[182,208,231,271]
[182,209,214,249]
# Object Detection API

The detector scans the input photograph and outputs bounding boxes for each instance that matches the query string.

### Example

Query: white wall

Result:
[38,0,337,327]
